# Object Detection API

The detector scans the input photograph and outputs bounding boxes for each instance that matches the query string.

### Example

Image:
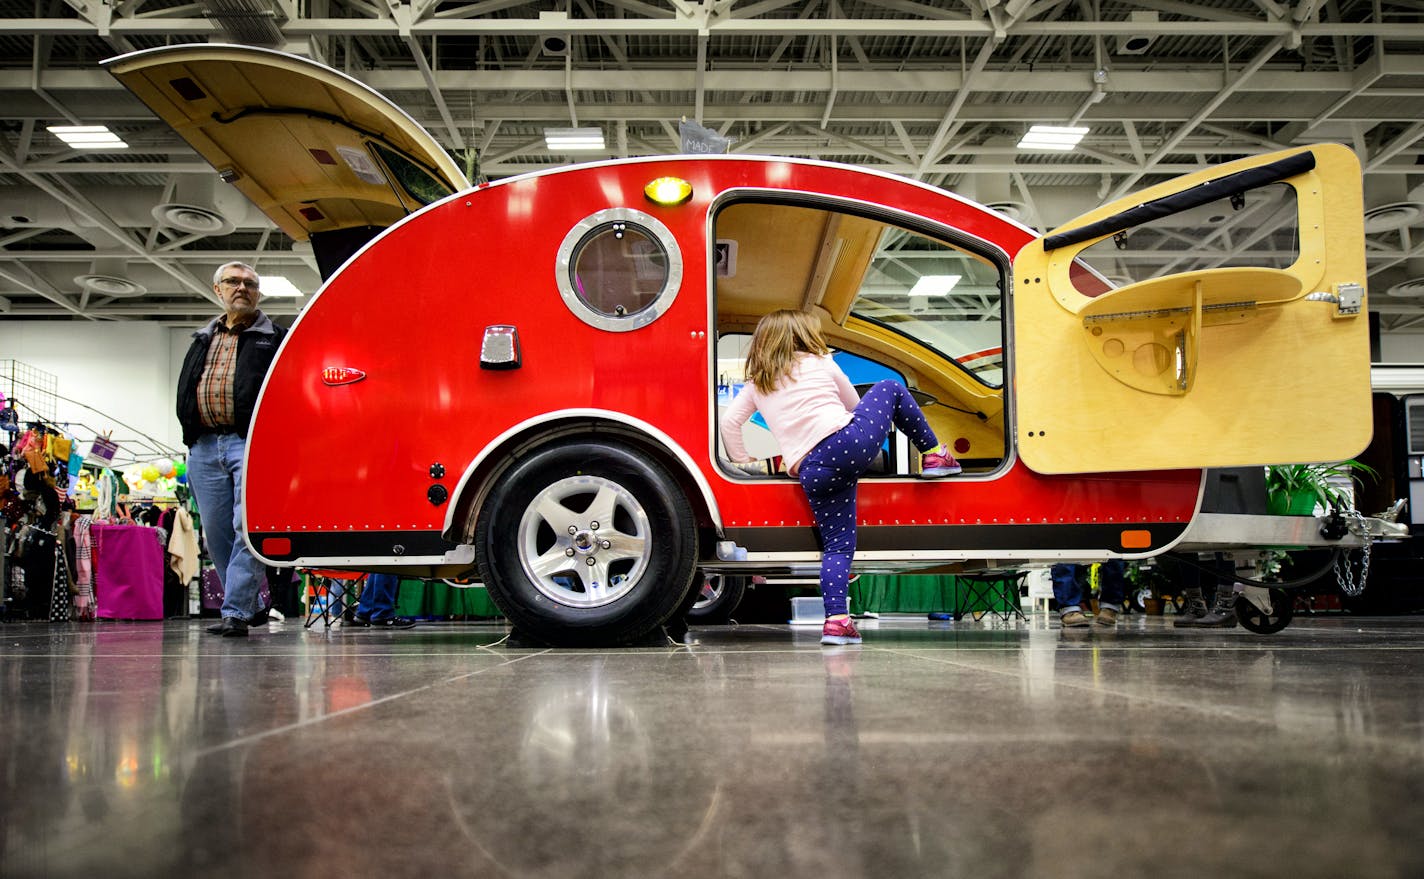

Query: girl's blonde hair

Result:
[745,309,831,394]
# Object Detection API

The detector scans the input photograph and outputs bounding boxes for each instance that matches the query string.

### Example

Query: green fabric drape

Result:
[393,579,503,618]
[850,574,1017,614]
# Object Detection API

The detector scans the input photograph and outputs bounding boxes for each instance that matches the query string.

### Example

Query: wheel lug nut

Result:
[567,525,578,535]
[586,557,596,566]
[590,521,599,530]
[565,547,575,557]
[601,540,611,549]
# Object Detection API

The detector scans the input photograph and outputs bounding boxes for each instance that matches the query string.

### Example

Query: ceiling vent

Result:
[151,176,238,237]
[985,200,1031,225]
[152,203,234,235]
[1116,12,1159,55]
[74,259,146,298]
[1386,277,1424,298]
[1364,202,1424,234]
[540,34,570,57]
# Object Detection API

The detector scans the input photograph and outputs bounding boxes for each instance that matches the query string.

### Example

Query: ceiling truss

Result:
[1,0,1424,333]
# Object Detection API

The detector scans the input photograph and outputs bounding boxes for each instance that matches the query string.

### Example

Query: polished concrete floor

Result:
[2,611,1423,879]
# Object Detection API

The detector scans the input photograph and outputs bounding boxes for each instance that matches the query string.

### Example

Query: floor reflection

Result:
[0,616,1422,878]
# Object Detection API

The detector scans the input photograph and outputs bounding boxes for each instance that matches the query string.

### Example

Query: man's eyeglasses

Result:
[219,277,260,290]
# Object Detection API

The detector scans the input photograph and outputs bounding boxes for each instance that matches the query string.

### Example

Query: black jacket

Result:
[176,311,287,447]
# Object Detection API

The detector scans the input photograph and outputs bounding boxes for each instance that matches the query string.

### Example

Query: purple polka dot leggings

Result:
[797,380,940,617]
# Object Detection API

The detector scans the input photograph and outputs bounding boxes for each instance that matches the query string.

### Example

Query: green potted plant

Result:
[1264,460,1378,516]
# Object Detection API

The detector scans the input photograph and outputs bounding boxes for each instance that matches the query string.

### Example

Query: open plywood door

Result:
[104,44,468,248]
[1013,144,1371,474]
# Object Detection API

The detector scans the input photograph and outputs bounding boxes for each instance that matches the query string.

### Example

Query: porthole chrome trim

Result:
[554,207,683,332]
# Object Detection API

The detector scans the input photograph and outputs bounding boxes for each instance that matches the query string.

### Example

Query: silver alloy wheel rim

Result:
[693,573,723,612]
[518,474,651,608]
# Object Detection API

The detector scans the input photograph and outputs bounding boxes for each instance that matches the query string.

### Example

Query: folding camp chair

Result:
[303,569,367,628]
[953,571,1029,622]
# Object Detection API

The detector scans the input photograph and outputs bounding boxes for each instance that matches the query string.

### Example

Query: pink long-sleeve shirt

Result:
[720,353,861,475]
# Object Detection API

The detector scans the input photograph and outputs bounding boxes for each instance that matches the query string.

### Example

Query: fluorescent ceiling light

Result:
[909,275,962,297]
[544,127,606,151]
[1017,124,1089,151]
[259,276,304,298]
[47,124,128,149]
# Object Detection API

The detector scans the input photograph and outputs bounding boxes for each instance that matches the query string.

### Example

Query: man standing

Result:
[177,262,286,637]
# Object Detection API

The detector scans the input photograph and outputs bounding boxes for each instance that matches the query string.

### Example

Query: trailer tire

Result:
[686,571,748,625]
[474,439,699,646]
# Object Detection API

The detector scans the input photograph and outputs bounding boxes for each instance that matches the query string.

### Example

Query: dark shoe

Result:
[1173,593,1210,628]
[206,617,248,637]
[370,616,416,629]
[1193,588,1240,628]
[249,608,271,627]
[347,613,372,627]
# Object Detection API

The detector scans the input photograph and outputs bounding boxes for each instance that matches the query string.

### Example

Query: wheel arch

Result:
[443,409,724,552]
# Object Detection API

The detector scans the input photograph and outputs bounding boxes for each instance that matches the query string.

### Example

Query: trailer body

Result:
[108,46,1375,644]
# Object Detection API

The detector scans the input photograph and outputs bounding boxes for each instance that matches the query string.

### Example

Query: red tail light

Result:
[321,366,366,386]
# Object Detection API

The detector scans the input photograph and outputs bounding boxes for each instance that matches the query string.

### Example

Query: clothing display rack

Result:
[2,360,198,623]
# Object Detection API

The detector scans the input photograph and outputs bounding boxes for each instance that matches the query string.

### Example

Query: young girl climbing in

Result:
[720,309,960,645]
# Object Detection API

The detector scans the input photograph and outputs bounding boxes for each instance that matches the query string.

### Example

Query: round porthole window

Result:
[556,208,683,331]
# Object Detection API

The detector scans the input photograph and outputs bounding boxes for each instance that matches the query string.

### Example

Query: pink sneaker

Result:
[921,444,962,477]
[821,616,863,645]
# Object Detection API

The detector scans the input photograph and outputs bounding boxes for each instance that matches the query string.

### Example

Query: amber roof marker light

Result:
[644,177,693,206]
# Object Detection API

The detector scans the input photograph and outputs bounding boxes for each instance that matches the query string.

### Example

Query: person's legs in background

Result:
[1193,553,1240,628]
[1052,563,1090,628]
[351,572,415,628]
[1166,553,1236,628]
[1158,553,1207,626]
[1094,559,1128,628]
[187,433,265,629]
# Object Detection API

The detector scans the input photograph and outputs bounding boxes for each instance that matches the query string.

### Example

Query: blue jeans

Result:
[1051,560,1126,614]
[187,433,265,621]
[356,573,400,621]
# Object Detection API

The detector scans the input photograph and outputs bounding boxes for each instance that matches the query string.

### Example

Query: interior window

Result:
[851,228,1005,388]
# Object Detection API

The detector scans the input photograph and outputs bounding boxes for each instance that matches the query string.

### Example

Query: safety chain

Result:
[1334,509,1372,597]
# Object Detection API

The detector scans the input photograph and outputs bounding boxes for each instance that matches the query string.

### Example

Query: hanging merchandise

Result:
[88,432,119,466]
[45,432,72,463]
[49,534,72,623]
[0,365,188,624]
[72,514,94,621]
[0,397,17,434]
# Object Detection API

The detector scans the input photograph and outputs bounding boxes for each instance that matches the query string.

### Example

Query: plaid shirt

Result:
[196,322,243,430]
